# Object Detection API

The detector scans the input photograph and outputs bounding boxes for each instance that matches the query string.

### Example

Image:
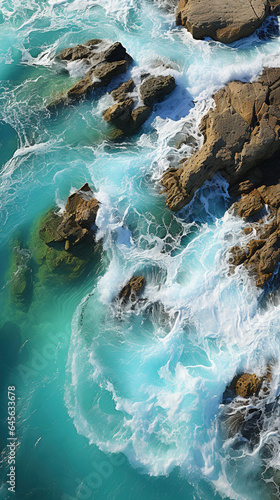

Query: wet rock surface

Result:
[162,67,280,213]
[103,75,176,134]
[33,184,101,284]
[50,40,133,106]
[229,177,280,287]
[117,276,146,304]
[221,366,273,443]
[162,67,280,287]
[176,0,280,44]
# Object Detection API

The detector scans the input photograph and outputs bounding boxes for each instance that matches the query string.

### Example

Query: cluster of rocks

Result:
[230,181,280,287]
[104,74,176,134]
[176,0,280,44]
[162,67,280,287]
[221,366,273,443]
[50,40,133,106]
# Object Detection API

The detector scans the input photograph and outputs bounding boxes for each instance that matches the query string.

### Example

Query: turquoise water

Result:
[1,1,280,499]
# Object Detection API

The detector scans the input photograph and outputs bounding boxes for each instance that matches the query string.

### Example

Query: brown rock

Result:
[57,39,102,61]
[40,184,99,248]
[131,106,152,128]
[67,60,129,100]
[225,372,263,399]
[103,74,175,134]
[103,98,134,127]
[176,0,271,44]
[118,276,146,303]
[162,67,280,212]
[140,76,176,107]
[257,183,280,208]
[111,78,135,101]
[50,40,133,106]
[232,189,265,220]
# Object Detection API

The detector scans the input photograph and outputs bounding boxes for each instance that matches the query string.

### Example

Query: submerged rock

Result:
[49,40,133,106]
[103,75,175,134]
[176,0,280,44]
[117,276,146,304]
[10,244,33,309]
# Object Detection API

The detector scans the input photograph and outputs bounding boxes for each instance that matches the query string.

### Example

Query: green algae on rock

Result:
[31,184,101,285]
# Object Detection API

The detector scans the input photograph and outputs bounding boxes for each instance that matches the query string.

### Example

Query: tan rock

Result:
[176,0,271,44]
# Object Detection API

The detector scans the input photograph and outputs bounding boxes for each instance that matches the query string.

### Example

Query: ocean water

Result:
[1,1,280,499]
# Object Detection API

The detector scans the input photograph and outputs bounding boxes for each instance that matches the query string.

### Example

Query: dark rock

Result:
[118,276,146,304]
[131,106,152,128]
[103,42,133,64]
[140,75,176,107]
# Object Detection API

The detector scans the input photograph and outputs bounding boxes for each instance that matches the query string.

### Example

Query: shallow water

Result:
[1,1,280,499]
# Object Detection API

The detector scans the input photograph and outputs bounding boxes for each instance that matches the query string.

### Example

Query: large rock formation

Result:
[103,75,176,134]
[49,40,132,106]
[162,67,280,287]
[162,67,280,213]
[230,182,280,286]
[176,0,280,44]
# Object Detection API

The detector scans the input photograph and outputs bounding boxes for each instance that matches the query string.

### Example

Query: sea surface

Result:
[1,1,280,499]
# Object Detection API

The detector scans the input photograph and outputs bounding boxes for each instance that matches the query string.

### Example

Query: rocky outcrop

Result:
[104,75,176,134]
[39,183,99,250]
[117,276,146,304]
[32,184,101,284]
[162,67,280,287]
[104,75,175,133]
[229,193,280,287]
[49,40,132,106]
[176,0,280,44]
[162,67,280,212]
